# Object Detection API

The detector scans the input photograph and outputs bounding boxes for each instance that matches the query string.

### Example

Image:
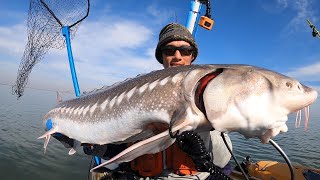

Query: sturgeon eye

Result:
[286,82,292,88]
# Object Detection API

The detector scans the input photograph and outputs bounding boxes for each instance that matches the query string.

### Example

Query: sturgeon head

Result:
[203,65,318,143]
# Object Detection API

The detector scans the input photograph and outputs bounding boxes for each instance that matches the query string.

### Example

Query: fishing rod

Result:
[185,0,202,34]
[307,19,320,39]
[185,0,214,36]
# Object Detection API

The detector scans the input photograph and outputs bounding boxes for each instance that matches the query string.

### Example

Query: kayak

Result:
[231,160,320,180]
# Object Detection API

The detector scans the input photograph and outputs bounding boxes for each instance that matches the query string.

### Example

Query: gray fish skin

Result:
[41,64,317,153]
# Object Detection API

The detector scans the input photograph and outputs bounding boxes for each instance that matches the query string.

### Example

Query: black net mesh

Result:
[12,0,89,98]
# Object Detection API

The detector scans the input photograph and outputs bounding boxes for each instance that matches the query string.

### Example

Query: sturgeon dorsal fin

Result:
[56,91,63,103]
[90,120,190,172]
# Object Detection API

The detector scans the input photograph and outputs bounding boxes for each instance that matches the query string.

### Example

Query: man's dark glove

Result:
[52,133,74,148]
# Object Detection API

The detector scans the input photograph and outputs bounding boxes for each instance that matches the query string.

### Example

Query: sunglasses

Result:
[161,45,195,56]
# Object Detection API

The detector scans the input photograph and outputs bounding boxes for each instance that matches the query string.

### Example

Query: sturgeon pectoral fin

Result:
[69,148,76,155]
[91,133,174,172]
[68,140,81,155]
[90,120,190,172]
[260,124,288,144]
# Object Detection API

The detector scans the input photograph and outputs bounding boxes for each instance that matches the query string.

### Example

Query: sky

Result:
[0,0,320,95]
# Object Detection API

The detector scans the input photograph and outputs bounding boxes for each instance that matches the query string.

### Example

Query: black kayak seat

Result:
[303,169,320,180]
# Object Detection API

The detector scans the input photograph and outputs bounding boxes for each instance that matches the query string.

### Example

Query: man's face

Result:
[161,41,195,68]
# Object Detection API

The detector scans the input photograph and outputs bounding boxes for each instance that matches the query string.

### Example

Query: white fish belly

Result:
[53,108,171,144]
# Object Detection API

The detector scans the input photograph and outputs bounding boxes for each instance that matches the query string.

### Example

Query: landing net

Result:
[12,0,89,98]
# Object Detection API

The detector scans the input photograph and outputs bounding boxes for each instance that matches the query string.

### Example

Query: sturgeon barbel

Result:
[39,64,317,170]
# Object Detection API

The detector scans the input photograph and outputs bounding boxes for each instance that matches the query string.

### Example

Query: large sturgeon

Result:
[39,64,317,170]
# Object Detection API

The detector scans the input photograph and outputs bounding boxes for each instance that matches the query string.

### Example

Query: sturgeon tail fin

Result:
[38,126,59,153]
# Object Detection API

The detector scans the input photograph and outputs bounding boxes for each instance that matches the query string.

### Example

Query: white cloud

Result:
[0,61,18,84]
[71,19,155,62]
[285,61,320,81]
[0,14,166,93]
[277,0,289,8]
[0,24,27,57]
[261,0,318,34]
[276,0,319,35]
[146,4,177,25]
[285,0,316,32]
[44,18,163,91]
[260,0,288,14]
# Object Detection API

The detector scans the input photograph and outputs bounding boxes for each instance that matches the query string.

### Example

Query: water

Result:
[0,85,90,180]
[0,85,319,179]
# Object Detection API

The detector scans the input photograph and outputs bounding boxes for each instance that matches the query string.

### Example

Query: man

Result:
[155,23,197,68]
[129,23,233,179]
[90,23,232,180]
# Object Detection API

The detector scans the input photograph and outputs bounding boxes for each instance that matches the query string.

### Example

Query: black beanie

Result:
[155,23,198,64]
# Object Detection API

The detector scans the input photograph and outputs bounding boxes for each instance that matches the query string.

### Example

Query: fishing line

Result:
[1,82,73,94]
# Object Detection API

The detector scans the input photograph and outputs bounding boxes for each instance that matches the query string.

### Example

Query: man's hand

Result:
[52,133,74,148]
[82,144,108,158]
